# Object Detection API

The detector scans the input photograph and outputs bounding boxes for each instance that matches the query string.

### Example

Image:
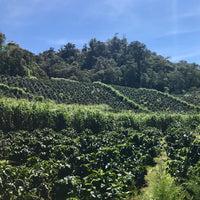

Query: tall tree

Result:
[0,32,6,50]
[58,43,80,64]
[128,41,147,87]
[107,35,128,65]
[81,38,108,69]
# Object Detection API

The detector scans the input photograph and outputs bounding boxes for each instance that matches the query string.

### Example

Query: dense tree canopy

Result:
[0,34,47,78]
[1,32,200,93]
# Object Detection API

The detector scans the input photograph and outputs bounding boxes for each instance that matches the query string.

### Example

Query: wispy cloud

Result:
[47,38,87,48]
[161,29,200,37]
[85,0,140,20]
[172,1,200,20]
[104,0,134,15]
[157,45,200,63]
[0,0,70,26]
[177,10,200,19]
[170,51,200,62]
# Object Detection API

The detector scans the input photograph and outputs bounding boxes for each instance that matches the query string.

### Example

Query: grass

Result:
[0,96,200,133]
[132,153,186,200]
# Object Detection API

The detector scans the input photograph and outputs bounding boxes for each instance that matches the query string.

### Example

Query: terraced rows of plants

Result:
[113,85,199,113]
[0,76,144,112]
[175,89,200,107]
[0,98,199,199]
[0,83,34,100]
[1,75,198,113]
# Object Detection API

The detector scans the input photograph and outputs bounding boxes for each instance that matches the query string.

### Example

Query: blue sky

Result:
[0,0,200,64]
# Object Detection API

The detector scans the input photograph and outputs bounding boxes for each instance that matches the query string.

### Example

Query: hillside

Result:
[113,85,199,113]
[0,33,47,79]
[0,75,199,113]
[0,77,199,199]
[1,32,200,94]
[0,76,145,112]
[175,89,200,107]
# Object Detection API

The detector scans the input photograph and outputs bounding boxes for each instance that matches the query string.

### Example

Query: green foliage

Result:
[0,75,147,111]
[113,85,199,113]
[0,83,33,99]
[0,125,162,199]
[3,75,197,114]
[164,120,200,180]
[0,30,200,200]
[0,35,47,78]
[36,34,200,93]
[0,93,199,199]
[0,33,6,48]
[184,173,200,200]
[136,155,186,200]
[94,81,148,112]
[1,32,199,93]
[176,88,200,107]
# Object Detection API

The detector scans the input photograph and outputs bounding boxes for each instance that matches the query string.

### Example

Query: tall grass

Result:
[0,97,200,133]
[134,154,186,200]
[0,97,117,132]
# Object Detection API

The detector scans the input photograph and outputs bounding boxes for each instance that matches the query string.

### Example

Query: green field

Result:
[113,85,199,113]
[0,76,146,112]
[0,75,199,113]
[0,92,200,199]
[175,89,200,107]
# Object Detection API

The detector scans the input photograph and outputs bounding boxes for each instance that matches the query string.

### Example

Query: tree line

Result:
[1,32,200,93]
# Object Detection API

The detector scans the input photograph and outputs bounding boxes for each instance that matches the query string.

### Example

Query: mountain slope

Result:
[113,85,199,113]
[175,89,200,107]
[0,76,145,112]
[0,75,199,113]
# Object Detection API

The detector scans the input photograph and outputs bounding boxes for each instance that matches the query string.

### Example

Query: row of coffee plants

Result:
[0,83,31,99]
[1,75,198,113]
[94,82,147,112]
[0,76,143,111]
[165,123,199,171]
[0,127,162,199]
[0,83,45,102]
[113,85,199,113]
[176,89,200,107]
[164,120,200,198]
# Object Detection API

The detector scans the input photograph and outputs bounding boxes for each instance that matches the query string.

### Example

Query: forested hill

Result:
[0,32,200,94]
